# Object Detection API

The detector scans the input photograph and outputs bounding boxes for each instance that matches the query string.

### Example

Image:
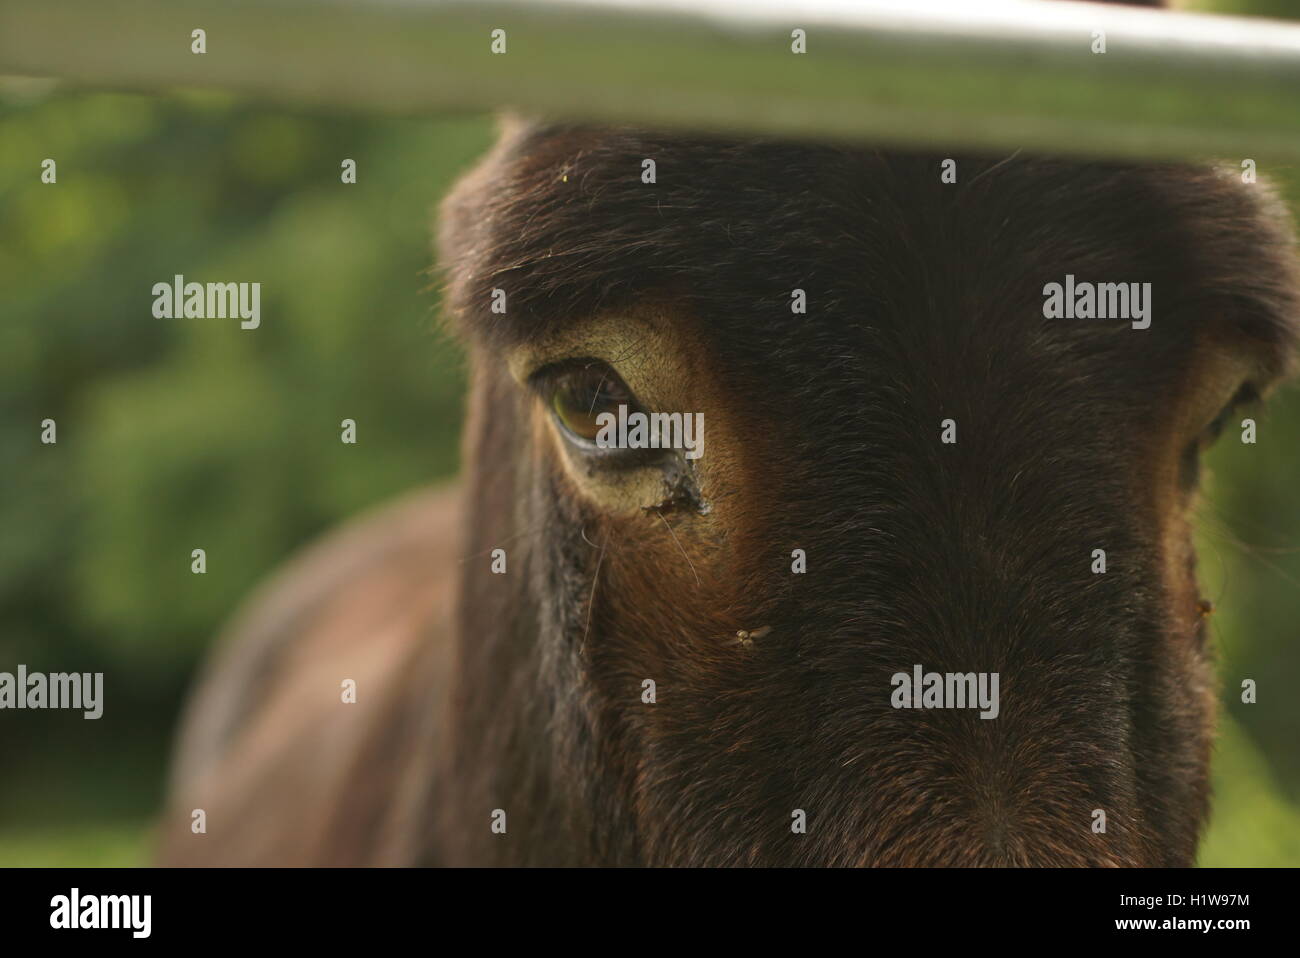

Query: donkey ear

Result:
[433,116,537,342]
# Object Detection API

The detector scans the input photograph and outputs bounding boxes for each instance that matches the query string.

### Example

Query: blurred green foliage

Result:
[0,90,491,861]
[2,0,1299,866]
[2,92,488,682]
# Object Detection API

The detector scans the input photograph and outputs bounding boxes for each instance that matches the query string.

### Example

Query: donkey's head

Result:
[434,119,1299,866]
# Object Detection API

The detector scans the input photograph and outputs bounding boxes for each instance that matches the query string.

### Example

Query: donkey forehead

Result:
[438,124,1299,406]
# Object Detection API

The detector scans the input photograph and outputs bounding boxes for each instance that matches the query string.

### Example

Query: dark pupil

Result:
[552,370,628,442]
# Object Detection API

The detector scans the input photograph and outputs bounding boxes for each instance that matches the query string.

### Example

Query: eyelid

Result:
[1232,382,1260,408]
[1211,383,1259,432]
[1198,382,1259,451]
[527,358,620,396]
[530,359,644,417]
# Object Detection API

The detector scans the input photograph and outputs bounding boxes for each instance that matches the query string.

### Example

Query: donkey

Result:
[159,86,1300,869]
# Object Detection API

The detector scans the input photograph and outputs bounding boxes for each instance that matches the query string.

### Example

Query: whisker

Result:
[1198,497,1300,555]
[457,519,554,564]
[1196,505,1300,591]
[657,511,701,587]
[967,148,1024,188]
[587,367,610,415]
[581,529,610,656]
[1194,515,1232,608]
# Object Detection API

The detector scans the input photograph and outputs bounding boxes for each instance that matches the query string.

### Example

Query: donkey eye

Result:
[1204,383,1258,445]
[542,362,640,445]
[1203,403,1233,445]
[1181,382,1258,490]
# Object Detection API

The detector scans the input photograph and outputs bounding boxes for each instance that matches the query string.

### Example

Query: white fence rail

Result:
[2,0,1299,160]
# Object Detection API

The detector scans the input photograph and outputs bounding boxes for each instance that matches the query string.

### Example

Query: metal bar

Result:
[1,0,1299,161]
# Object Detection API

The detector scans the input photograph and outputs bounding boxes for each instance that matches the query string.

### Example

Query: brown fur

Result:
[159,22,1300,869]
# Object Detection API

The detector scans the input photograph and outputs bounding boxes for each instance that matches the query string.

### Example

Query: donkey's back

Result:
[158,484,460,865]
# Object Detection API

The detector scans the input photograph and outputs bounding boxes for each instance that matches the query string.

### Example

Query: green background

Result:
[1,1,1297,866]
